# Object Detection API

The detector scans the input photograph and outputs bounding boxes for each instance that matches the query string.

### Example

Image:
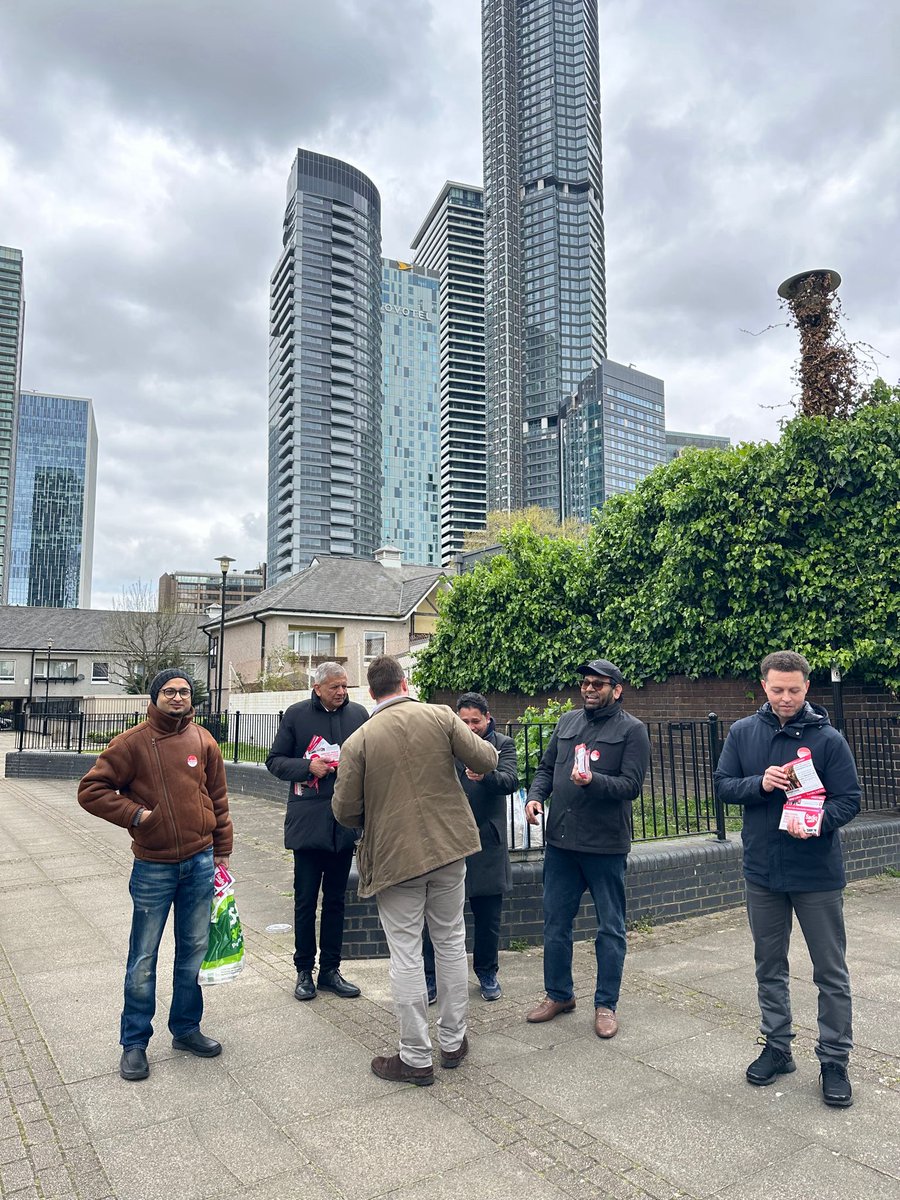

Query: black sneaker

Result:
[820,1061,853,1107]
[746,1039,796,1086]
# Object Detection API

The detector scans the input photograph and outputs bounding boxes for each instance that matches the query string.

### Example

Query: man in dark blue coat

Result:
[524,659,651,1039]
[714,650,860,1107]
[422,693,519,1003]
[266,662,368,1001]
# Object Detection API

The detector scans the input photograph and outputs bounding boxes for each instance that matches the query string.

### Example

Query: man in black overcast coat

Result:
[266,661,368,1001]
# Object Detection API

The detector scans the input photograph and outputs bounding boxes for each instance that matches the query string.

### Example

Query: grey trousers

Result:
[375,859,469,1069]
[745,881,853,1065]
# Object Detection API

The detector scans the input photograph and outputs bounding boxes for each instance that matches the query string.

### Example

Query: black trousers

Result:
[292,847,354,974]
[423,892,503,979]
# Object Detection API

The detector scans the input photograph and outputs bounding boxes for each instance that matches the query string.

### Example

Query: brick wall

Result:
[8,751,898,961]
[429,677,899,724]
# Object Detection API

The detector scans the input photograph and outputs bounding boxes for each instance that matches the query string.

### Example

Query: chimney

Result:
[374,546,403,569]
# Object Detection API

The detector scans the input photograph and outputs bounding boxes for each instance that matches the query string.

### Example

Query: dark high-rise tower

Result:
[267,151,382,582]
[482,0,606,515]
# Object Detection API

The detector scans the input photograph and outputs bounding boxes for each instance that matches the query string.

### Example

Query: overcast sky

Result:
[1,1,897,607]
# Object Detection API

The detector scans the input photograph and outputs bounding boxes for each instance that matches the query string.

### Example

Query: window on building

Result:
[288,630,337,656]
[364,631,386,659]
[91,662,110,683]
[35,659,78,680]
[0,660,14,681]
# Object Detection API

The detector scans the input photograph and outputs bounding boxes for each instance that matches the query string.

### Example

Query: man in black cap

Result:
[78,668,232,1081]
[524,659,650,1038]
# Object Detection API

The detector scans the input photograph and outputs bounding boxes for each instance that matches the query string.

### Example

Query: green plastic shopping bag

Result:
[199,863,245,986]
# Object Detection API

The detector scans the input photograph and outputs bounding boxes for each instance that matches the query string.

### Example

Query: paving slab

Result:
[284,1089,498,1199]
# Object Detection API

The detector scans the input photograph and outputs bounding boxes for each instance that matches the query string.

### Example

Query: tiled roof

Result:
[0,607,207,652]
[221,557,446,624]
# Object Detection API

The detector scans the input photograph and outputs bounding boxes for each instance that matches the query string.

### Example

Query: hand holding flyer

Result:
[778,747,826,836]
[573,742,592,782]
[294,734,341,793]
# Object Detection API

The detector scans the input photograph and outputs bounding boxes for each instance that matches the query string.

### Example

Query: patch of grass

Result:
[879,866,900,879]
[627,913,655,935]
[507,937,530,953]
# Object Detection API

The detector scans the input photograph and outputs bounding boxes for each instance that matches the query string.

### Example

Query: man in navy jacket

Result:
[714,651,860,1107]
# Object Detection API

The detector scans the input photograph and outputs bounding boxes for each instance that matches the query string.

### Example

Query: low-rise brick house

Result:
[210,548,448,703]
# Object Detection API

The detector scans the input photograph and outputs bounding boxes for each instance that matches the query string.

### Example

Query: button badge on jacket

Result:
[187,755,198,768]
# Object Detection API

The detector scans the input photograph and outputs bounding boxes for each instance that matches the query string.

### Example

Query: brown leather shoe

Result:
[526,996,576,1023]
[594,1006,618,1038]
[440,1035,468,1069]
[371,1053,434,1086]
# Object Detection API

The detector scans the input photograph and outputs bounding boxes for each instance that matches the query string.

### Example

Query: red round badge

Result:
[590,750,601,761]
[187,755,198,768]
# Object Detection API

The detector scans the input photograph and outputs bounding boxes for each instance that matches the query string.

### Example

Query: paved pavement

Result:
[1,764,899,1200]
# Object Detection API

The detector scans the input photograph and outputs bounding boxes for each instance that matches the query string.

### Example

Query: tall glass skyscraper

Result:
[410,183,487,563]
[559,361,665,520]
[0,245,25,602]
[381,259,440,564]
[483,0,606,516]
[268,151,382,582]
[8,390,97,607]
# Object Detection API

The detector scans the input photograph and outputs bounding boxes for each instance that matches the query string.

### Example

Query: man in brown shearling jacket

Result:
[78,668,233,1082]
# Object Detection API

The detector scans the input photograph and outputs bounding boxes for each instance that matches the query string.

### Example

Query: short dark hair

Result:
[456,692,489,715]
[367,654,405,700]
[760,651,811,680]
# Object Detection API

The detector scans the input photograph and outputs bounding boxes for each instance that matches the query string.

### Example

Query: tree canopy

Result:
[414,401,900,697]
[462,505,589,551]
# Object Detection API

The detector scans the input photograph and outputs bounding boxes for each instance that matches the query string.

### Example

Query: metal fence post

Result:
[706,712,727,840]
[77,712,85,755]
[232,710,241,764]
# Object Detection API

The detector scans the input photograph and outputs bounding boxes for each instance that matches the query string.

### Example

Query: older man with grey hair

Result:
[267,661,369,1000]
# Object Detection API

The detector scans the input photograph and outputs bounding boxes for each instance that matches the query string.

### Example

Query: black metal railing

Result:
[14,709,899,848]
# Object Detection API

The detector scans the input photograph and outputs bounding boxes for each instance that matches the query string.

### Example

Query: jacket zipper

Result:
[151,736,181,861]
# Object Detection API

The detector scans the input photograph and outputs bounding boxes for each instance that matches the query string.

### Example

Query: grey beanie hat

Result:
[149,668,194,705]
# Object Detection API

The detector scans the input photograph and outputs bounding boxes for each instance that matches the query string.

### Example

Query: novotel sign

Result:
[382,303,431,321]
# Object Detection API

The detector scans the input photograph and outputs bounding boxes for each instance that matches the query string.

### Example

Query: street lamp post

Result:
[44,641,52,743]
[214,556,235,714]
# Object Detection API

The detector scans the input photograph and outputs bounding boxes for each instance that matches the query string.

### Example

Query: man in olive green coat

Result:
[333,655,498,1086]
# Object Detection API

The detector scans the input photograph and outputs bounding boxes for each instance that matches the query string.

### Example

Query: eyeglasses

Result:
[161,687,192,699]
[580,679,613,691]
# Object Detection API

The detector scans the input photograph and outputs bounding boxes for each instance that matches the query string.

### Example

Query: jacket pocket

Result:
[131,805,168,851]
[591,737,625,775]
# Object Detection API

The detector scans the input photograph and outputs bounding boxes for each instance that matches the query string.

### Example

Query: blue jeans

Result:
[542,844,627,1010]
[120,848,214,1049]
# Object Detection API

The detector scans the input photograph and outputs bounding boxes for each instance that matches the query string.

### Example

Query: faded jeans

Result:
[120,847,214,1049]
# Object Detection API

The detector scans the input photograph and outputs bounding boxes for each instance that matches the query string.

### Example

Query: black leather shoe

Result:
[120,1046,149,1081]
[172,1030,222,1057]
[294,970,316,1001]
[318,968,361,998]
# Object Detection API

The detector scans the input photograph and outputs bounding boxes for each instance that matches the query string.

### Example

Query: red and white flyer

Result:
[294,735,341,793]
[778,747,826,836]
[573,742,591,780]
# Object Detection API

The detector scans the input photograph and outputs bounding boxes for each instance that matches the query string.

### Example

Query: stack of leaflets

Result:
[777,747,826,836]
[294,735,341,793]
